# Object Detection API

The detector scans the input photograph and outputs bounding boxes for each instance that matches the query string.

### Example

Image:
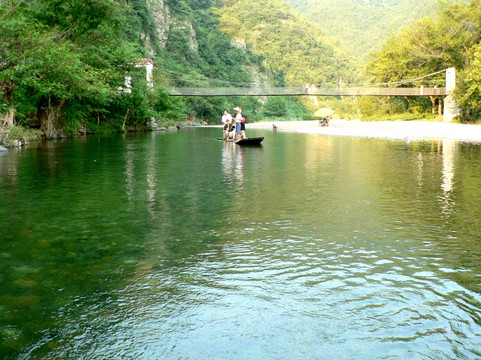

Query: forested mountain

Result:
[128,0,265,121]
[217,0,355,87]
[283,0,438,63]
[216,0,357,114]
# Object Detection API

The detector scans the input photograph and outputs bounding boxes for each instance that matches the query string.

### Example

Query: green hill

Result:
[283,0,438,63]
[217,0,355,87]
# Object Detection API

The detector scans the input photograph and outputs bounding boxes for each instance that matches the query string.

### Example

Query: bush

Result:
[263,97,287,117]
[358,97,382,118]
[0,126,43,147]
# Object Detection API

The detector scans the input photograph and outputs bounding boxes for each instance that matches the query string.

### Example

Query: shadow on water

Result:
[1,128,481,359]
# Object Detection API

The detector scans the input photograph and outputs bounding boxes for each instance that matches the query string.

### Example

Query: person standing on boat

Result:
[233,107,243,141]
[222,110,232,140]
[240,108,247,139]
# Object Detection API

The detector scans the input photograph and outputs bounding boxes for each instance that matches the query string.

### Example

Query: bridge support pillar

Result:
[443,67,460,122]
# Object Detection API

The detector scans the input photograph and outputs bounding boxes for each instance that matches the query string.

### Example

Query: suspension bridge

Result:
[164,68,451,97]
[165,85,446,97]
[132,63,459,121]
[163,68,458,121]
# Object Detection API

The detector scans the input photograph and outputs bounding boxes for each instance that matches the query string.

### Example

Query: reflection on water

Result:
[222,142,248,187]
[440,139,456,216]
[146,133,158,217]
[125,141,135,201]
[1,129,481,359]
[416,152,424,190]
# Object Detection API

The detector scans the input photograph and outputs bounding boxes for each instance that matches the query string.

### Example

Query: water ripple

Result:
[10,132,481,360]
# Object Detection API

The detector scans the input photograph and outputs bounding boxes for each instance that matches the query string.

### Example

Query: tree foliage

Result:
[0,0,139,137]
[367,1,480,84]
[366,0,481,120]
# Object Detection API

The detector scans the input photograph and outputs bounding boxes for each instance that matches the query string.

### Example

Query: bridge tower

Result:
[443,67,460,122]
[121,58,154,94]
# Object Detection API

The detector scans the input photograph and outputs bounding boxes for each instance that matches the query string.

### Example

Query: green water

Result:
[1,128,481,359]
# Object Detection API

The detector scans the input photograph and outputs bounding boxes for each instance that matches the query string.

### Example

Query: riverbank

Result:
[0,121,182,148]
[246,119,481,143]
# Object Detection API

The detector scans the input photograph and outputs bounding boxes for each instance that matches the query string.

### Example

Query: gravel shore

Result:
[246,119,481,143]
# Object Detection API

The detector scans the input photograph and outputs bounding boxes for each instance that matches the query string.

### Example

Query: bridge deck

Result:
[167,86,447,97]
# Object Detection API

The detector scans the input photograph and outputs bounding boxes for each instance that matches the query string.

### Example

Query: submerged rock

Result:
[0,145,8,152]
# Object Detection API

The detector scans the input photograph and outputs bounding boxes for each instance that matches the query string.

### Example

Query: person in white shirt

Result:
[222,110,233,140]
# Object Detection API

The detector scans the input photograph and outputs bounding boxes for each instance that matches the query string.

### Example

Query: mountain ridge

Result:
[283,0,438,63]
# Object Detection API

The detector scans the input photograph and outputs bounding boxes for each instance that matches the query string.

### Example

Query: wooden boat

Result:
[235,137,264,145]
[217,137,264,145]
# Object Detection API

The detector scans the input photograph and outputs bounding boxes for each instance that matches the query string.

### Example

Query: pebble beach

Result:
[246,119,481,143]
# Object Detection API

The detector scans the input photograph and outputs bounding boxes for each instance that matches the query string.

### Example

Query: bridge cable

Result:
[372,69,449,87]
[162,68,449,89]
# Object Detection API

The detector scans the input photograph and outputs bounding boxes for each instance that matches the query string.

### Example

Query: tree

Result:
[366,0,481,117]
[456,43,481,119]
[32,0,138,137]
[0,1,44,127]
[0,0,139,137]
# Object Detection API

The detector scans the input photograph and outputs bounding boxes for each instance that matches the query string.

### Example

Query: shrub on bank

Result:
[0,126,43,147]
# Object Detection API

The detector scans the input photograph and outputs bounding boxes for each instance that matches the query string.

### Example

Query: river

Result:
[1,127,481,359]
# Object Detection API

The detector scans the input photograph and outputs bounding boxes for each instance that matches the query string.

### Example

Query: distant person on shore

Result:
[222,110,232,140]
[320,116,329,127]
